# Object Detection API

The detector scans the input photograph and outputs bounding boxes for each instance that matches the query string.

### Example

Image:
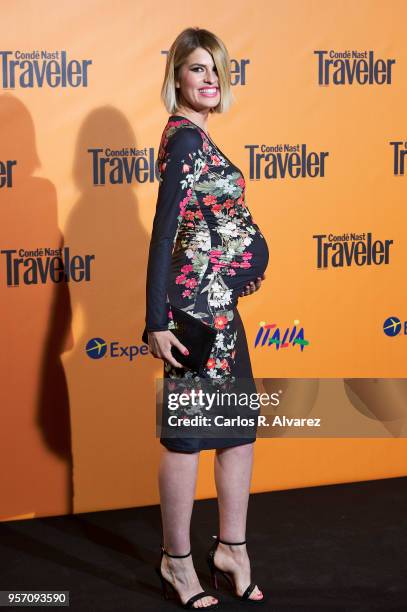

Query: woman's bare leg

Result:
[159,447,218,608]
[214,442,263,600]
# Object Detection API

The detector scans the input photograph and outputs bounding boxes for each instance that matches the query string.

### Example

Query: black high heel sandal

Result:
[207,536,264,604]
[156,545,220,609]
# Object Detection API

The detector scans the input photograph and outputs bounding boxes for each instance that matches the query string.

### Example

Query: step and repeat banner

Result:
[1,0,406,521]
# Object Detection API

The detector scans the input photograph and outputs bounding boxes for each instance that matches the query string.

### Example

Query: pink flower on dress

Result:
[242,252,253,260]
[203,194,217,207]
[236,176,245,189]
[176,274,187,284]
[240,261,251,268]
[214,315,228,330]
[211,155,221,166]
[181,264,193,273]
[220,358,229,370]
[210,249,223,257]
[182,163,190,173]
[185,278,197,289]
[212,204,222,214]
[206,358,216,369]
[182,289,192,297]
[168,119,186,128]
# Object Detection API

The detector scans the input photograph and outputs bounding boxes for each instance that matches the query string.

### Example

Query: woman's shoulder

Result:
[160,116,206,153]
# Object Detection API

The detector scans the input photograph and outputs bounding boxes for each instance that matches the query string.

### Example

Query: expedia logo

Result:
[0,50,92,89]
[245,144,329,180]
[86,338,108,359]
[85,338,149,361]
[314,50,396,85]
[0,247,95,286]
[383,317,406,337]
[313,233,393,268]
[88,147,156,186]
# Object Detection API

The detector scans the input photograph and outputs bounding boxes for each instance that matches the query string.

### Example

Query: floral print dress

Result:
[145,115,269,452]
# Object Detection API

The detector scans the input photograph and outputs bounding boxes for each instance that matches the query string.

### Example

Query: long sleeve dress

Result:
[145,115,269,452]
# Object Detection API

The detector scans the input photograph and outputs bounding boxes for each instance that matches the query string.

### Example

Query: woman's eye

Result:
[192,67,217,73]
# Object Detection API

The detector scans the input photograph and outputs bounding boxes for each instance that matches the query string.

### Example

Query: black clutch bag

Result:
[142,305,217,374]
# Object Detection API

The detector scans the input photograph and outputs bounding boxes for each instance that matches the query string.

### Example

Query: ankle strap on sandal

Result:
[161,545,191,558]
[214,535,247,546]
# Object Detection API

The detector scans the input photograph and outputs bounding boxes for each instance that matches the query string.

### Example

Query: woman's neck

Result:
[174,108,210,136]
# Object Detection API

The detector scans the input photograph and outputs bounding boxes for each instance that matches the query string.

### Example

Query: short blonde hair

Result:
[161,27,234,115]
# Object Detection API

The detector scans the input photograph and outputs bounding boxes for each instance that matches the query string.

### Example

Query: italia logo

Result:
[0,50,92,88]
[254,320,309,352]
[314,50,396,85]
[383,317,406,337]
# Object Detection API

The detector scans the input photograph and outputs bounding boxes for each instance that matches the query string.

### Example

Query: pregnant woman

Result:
[145,28,269,609]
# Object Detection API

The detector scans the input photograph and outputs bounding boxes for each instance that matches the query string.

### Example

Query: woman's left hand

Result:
[239,273,266,297]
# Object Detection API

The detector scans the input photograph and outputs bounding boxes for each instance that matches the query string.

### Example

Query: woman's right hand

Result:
[147,330,189,369]
[239,273,266,297]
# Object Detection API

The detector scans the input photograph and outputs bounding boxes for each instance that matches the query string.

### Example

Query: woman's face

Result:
[175,47,220,113]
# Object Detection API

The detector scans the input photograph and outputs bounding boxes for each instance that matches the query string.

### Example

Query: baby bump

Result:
[225,232,269,294]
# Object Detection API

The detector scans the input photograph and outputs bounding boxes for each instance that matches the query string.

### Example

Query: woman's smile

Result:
[198,87,219,97]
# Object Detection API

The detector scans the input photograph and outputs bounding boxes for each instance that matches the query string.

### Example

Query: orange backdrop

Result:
[1,0,406,521]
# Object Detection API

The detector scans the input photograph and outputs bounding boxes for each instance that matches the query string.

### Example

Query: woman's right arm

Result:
[145,126,203,367]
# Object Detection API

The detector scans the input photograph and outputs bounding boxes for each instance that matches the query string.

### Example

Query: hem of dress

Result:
[160,437,257,453]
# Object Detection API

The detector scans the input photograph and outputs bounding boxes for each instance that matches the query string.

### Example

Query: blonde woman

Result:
[145,27,268,609]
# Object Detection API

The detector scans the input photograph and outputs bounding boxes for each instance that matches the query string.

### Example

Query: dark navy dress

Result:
[145,115,269,452]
